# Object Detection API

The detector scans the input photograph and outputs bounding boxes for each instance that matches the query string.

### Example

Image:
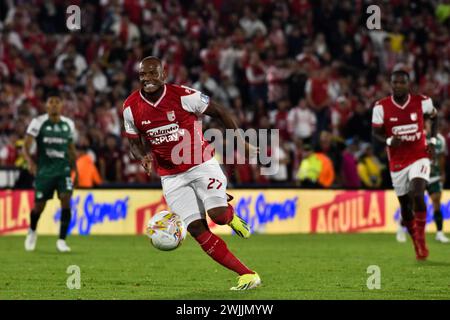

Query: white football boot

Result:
[24,229,37,251]
[396,225,407,243]
[435,231,450,243]
[56,239,71,252]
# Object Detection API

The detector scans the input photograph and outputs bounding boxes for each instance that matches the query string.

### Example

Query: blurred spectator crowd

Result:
[1,0,450,189]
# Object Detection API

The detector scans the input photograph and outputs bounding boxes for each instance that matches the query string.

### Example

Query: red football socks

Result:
[195,230,254,276]
[403,219,417,239]
[414,211,427,237]
[405,212,429,259]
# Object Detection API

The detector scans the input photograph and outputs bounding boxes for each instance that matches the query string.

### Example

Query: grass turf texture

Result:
[1,234,449,300]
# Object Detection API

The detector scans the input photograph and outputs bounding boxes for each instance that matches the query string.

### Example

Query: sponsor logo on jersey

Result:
[410,112,417,121]
[146,123,179,138]
[389,117,398,122]
[392,123,418,135]
[46,149,65,158]
[141,120,152,125]
[166,111,176,121]
[145,124,186,145]
[43,137,67,144]
[397,131,422,142]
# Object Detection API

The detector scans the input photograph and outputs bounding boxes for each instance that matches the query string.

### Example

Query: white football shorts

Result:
[160,157,228,226]
[390,157,431,196]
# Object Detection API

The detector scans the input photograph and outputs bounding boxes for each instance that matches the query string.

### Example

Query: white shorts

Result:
[390,158,431,196]
[161,157,228,226]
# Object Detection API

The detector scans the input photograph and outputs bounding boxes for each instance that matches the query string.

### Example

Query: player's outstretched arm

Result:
[128,136,152,176]
[23,134,37,176]
[203,100,240,131]
[204,100,259,159]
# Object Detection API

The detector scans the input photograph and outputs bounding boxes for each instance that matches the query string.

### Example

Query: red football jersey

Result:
[122,84,213,176]
[371,94,436,172]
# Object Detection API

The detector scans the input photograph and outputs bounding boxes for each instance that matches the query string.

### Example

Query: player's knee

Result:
[33,202,46,214]
[411,189,425,203]
[208,206,227,219]
[208,205,233,225]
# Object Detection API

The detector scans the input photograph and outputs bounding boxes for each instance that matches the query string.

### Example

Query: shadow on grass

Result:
[416,260,450,267]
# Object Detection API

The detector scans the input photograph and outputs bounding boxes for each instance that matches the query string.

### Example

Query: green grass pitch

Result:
[1,234,449,300]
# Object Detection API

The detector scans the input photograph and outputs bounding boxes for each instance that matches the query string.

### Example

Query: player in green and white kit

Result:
[23,95,77,252]
[396,120,448,243]
[426,122,448,243]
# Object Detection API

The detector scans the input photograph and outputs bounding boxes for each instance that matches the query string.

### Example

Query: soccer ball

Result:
[146,211,187,251]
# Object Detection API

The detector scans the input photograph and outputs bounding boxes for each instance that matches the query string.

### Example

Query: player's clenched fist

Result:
[390,135,402,148]
[141,155,153,176]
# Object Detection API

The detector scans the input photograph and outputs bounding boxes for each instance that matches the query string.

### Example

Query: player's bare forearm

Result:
[430,115,438,138]
[23,134,38,175]
[68,143,77,171]
[128,136,149,160]
[23,135,35,164]
[204,100,239,130]
[439,154,446,177]
[372,127,386,145]
[68,143,78,186]
[128,136,152,175]
[204,100,259,158]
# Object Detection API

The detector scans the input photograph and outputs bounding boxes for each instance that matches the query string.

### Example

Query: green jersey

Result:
[427,133,447,182]
[26,114,76,178]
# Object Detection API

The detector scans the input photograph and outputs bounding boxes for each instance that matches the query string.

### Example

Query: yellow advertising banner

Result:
[1,189,449,235]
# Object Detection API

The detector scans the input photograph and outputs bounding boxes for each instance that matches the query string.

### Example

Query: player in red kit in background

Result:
[372,70,438,260]
[122,56,261,290]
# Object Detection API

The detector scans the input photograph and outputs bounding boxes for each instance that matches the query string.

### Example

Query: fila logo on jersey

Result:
[142,120,152,125]
[410,113,417,121]
[167,111,176,121]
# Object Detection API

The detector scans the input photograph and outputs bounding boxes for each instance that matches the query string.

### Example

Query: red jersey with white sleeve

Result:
[371,94,436,172]
[122,84,213,176]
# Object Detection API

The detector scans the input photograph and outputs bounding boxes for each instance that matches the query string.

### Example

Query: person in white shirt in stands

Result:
[287,98,316,144]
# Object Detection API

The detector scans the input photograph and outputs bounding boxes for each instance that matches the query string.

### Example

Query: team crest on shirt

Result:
[167,111,176,121]
[410,113,417,121]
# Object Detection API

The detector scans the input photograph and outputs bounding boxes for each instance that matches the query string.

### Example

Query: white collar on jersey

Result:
[140,84,167,107]
[390,94,411,109]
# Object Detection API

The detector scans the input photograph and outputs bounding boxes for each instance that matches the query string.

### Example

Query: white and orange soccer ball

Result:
[146,211,187,251]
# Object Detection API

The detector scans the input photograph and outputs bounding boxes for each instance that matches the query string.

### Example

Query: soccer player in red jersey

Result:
[122,56,261,290]
[372,70,438,260]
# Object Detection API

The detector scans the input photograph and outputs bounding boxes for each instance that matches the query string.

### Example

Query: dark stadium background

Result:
[1,0,449,189]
